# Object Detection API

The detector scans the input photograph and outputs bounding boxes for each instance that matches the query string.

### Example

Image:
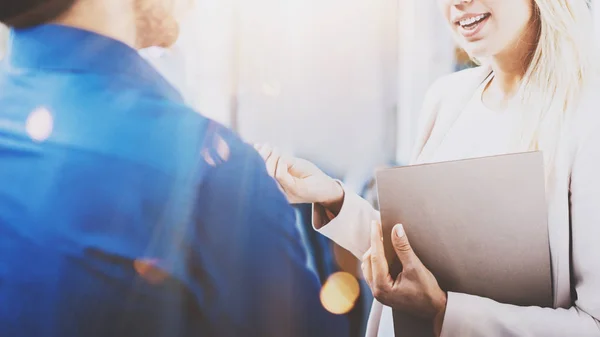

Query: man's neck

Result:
[52,1,138,49]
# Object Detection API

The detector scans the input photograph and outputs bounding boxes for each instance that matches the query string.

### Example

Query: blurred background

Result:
[3,1,600,336]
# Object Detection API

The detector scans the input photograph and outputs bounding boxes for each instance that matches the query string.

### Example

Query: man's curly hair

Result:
[0,0,77,28]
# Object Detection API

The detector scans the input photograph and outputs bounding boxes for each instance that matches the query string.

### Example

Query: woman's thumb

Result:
[276,158,295,189]
[392,224,416,267]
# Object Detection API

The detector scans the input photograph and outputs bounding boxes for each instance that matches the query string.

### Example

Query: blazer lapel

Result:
[412,65,492,165]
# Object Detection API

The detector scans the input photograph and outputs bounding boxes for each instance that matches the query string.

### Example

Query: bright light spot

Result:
[201,134,230,167]
[201,148,217,167]
[134,258,169,285]
[320,272,360,315]
[215,134,230,162]
[26,107,53,142]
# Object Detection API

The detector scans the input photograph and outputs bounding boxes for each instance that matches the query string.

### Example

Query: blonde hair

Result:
[523,0,596,166]
[476,0,598,182]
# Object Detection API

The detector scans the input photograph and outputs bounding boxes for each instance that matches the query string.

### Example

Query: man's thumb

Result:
[392,224,415,266]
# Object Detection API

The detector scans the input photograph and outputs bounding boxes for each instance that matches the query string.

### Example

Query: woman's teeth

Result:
[459,14,488,28]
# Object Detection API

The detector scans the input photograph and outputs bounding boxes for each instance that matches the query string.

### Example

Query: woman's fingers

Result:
[255,144,281,178]
[255,145,298,198]
[265,149,282,177]
[361,248,373,288]
[370,220,389,283]
[275,157,295,190]
[256,144,272,162]
[254,145,311,202]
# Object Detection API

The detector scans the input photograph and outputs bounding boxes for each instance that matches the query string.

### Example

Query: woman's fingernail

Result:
[395,224,405,238]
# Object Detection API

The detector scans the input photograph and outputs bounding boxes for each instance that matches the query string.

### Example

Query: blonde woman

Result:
[259,0,600,336]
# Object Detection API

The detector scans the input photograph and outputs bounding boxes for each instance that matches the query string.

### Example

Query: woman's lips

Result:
[456,13,491,39]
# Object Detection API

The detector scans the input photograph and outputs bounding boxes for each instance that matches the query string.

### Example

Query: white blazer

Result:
[312,66,600,336]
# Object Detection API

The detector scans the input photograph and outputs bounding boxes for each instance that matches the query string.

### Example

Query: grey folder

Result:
[375,151,553,337]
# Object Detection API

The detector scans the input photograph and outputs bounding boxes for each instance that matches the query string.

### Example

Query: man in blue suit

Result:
[0,1,349,336]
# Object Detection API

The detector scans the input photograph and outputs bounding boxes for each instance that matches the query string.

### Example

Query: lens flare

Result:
[215,134,230,162]
[134,258,169,285]
[320,272,360,315]
[201,148,217,167]
[26,107,53,142]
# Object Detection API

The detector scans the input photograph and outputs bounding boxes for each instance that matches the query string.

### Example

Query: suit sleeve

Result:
[190,125,350,337]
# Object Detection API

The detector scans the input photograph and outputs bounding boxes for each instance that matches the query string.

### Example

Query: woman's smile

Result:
[454,12,491,40]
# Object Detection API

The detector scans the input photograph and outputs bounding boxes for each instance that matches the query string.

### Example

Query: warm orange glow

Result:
[320,272,360,315]
[26,107,53,142]
[134,258,169,285]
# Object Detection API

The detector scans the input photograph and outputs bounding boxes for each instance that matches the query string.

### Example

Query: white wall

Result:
[143,1,238,126]
[0,24,8,60]
[177,0,239,126]
[233,0,399,177]
[594,0,600,39]
[395,0,455,164]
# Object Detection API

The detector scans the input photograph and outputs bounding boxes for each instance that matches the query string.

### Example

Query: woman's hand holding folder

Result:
[362,220,447,337]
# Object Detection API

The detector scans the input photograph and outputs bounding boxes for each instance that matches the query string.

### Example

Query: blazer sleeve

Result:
[311,182,380,259]
[440,118,600,337]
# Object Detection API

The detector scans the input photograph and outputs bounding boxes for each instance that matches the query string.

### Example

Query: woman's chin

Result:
[461,44,494,61]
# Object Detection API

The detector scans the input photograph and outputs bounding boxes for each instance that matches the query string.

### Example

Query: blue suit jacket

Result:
[0,24,348,337]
